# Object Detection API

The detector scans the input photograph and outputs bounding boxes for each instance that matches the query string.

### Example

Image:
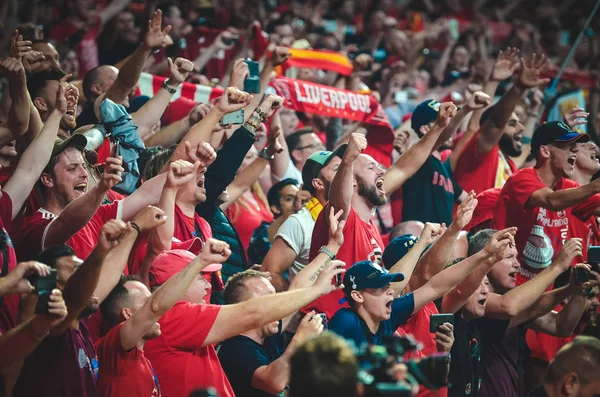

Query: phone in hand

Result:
[28,269,58,315]
[244,59,261,94]
[312,313,328,330]
[335,272,343,287]
[112,140,121,158]
[220,109,244,126]
[574,246,600,285]
[430,313,454,333]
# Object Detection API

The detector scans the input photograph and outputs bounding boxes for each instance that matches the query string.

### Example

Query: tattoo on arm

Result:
[309,258,332,282]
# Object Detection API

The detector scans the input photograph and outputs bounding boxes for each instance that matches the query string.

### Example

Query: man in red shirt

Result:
[143,248,345,397]
[96,238,231,397]
[307,103,457,318]
[14,136,170,262]
[452,53,551,194]
[492,121,600,285]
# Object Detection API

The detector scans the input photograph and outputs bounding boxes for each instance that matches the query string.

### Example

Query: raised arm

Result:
[220,125,283,211]
[103,10,172,105]
[485,239,581,319]
[94,206,166,304]
[51,220,127,335]
[528,181,600,212]
[120,238,231,351]
[388,223,443,294]
[130,57,193,137]
[3,82,69,219]
[204,260,344,347]
[412,233,514,315]
[329,133,367,222]
[0,57,30,141]
[170,88,253,163]
[43,156,124,249]
[99,0,133,29]
[441,228,517,314]
[477,52,549,155]
[141,161,197,284]
[143,103,211,148]
[121,172,168,221]
[383,102,457,196]
[409,194,478,290]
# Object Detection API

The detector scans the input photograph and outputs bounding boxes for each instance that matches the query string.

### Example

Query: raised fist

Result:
[465,91,491,111]
[258,94,284,118]
[269,46,291,67]
[216,87,253,114]
[198,238,232,265]
[99,220,129,251]
[167,57,194,85]
[132,206,167,232]
[166,160,199,188]
[419,223,445,245]
[344,133,368,162]
[434,102,457,129]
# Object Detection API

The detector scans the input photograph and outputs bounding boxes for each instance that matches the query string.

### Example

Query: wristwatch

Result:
[445,353,452,364]
[319,245,336,260]
[161,80,178,94]
[258,147,274,161]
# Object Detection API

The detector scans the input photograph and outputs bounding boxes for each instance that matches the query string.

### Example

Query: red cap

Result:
[161,97,197,126]
[466,188,501,231]
[149,249,222,287]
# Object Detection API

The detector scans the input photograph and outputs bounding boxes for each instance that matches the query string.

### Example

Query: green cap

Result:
[301,144,347,194]
[51,134,88,157]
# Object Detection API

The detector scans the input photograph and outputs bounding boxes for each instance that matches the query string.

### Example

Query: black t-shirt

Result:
[471,317,519,397]
[77,105,98,128]
[218,334,287,397]
[401,156,463,225]
[448,310,482,397]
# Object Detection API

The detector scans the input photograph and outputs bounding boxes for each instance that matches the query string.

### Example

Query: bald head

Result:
[82,65,119,101]
[545,336,600,394]
[390,221,425,241]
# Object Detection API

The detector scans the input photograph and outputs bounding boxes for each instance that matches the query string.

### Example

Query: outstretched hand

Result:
[144,10,173,49]
[491,47,520,82]
[328,207,345,247]
[518,53,551,88]
[563,107,589,130]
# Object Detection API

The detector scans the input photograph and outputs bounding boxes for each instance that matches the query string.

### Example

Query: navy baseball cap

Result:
[301,144,347,194]
[530,121,589,154]
[382,234,420,270]
[343,260,404,296]
[411,99,440,133]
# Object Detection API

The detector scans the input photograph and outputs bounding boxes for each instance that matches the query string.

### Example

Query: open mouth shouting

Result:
[567,155,576,168]
[73,182,87,195]
[376,177,386,195]
[477,297,487,307]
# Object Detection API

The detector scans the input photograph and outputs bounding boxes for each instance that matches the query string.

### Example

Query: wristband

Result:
[319,245,336,260]
[258,147,274,161]
[254,108,268,122]
[130,222,141,236]
[161,80,178,95]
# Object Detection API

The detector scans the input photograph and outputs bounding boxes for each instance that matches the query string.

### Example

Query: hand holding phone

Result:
[430,313,454,333]
[244,59,261,94]
[28,269,58,314]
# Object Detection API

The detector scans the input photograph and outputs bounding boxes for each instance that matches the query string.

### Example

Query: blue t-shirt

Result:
[329,292,415,348]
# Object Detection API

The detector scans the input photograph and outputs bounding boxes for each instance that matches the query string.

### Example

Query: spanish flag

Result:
[275,48,354,76]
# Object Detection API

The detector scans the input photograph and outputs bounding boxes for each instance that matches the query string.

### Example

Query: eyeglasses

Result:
[295,143,326,151]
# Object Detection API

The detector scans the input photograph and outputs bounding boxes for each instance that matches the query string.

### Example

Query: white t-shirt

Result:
[273,158,303,184]
[275,207,315,278]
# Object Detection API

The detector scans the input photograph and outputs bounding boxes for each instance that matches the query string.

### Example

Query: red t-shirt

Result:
[0,165,42,217]
[144,302,233,397]
[95,323,161,397]
[50,18,101,77]
[492,168,600,284]
[396,302,448,397]
[567,214,600,262]
[454,132,517,195]
[15,201,123,261]
[0,193,19,333]
[226,193,273,250]
[306,206,385,319]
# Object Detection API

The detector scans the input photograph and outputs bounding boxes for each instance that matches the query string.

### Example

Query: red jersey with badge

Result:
[492,168,600,284]
[144,302,233,397]
[307,206,385,319]
[96,323,161,397]
[14,201,123,261]
[0,193,19,333]
[454,132,517,195]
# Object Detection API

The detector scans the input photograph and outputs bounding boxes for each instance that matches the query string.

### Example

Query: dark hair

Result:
[467,229,496,257]
[267,178,300,212]
[37,244,76,268]
[82,65,104,101]
[143,146,176,181]
[266,18,290,34]
[223,270,267,304]
[289,333,359,397]
[27,68,67,99]
[286,128,315,152]
[100,275,141,327]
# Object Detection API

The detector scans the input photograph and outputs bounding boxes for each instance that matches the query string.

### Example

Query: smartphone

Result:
[112,140,121,158]
[448,19,460,41]
[573,266,590,285]
[312,313,328,330]
[335,272,343,287]
[28,269,58,315]
[222,36,240,46]
[430,313,454,333]
[244,59,261,94]
[220,109,244,126]
[586,246,600,269]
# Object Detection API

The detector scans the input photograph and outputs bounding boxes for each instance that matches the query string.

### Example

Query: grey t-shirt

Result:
[274,207,315,278]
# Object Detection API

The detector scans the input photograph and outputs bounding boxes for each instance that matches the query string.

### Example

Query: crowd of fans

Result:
[1,0,600,396]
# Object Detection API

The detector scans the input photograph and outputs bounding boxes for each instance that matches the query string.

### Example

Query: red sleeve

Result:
[95,323,128,373]
[95,201,123,224]
[161,303,220,350]
[572,193,600,221]
[507,170,547,209]
[0,193,13,232]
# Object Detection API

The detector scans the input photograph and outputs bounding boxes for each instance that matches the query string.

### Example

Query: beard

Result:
[499,133,522,157]
[356,175,387,206]
[322,178,332,200]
